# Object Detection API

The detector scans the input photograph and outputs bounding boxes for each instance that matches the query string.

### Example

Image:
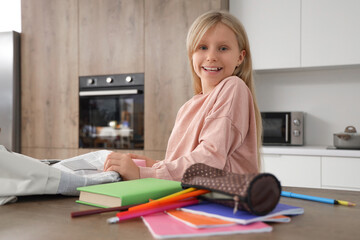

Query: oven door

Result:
[79,88,144,149]
[261,112,290,145]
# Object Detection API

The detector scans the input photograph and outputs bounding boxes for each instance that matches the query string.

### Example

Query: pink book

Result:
[142,212,272,239]
[166,209,236,229]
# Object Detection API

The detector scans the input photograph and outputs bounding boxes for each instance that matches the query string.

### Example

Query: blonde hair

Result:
[186,10,262,169]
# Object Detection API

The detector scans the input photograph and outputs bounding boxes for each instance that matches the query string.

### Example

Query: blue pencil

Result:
[281,191,355,206]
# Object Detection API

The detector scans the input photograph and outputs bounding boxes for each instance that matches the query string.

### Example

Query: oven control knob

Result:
[106,77,113,84]
[125,76,133,83]
[293,119,301,126]
[87,78,95,85]
[293,130,301,137]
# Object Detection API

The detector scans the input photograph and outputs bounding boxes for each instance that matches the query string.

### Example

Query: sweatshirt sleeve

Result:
[139,77,253,181]
[139,116,241,180]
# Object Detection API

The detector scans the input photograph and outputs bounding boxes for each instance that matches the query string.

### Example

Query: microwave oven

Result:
[261,112,304,146]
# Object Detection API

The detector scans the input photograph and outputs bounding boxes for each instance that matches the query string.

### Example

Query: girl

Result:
[104,10,262,181]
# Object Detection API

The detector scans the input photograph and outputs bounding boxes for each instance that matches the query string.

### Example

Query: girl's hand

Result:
[127,153,158,167]
[104,152,140,180]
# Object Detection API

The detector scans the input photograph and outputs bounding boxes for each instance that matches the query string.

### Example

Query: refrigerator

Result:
[0,31,21,152]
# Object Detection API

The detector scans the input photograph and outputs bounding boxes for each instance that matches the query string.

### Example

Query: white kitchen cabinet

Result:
[301,0,360,67]
[262,154,321,188]
[230,0,301,70]
[263,152,360,191]
[230,0,360,70]
[322,156,360,191]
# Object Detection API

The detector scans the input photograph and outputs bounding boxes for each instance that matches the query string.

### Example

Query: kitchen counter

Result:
[262,146,360,158]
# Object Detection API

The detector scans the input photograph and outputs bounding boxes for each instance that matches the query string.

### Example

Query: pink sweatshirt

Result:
[139,76,259,181]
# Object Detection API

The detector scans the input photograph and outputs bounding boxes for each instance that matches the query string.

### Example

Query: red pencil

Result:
[107,198,199,224]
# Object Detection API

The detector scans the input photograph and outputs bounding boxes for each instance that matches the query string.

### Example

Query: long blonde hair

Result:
[186,10,262,169]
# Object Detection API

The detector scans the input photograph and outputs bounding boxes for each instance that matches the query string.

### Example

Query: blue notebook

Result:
[180,202,304,225]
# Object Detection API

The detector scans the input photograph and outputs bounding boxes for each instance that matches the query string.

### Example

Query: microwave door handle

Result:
[79,89,139,96]
[285,114,289,143]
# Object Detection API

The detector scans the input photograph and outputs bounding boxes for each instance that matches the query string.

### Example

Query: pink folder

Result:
[142,212,272,239]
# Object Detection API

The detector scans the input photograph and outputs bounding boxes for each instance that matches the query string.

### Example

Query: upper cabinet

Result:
[230,0,360,70]
[301,0,360,67]
[230,0,300,70]
[21,0,79,151]
[79,0,144,76]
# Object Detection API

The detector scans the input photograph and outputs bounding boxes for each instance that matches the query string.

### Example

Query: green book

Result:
[76,178,183,208]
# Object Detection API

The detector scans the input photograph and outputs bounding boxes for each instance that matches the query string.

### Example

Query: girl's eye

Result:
[219,46,228,51]
[199,46,207,50]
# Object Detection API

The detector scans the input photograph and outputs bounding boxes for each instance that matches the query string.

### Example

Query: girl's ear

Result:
[238,50,246,66]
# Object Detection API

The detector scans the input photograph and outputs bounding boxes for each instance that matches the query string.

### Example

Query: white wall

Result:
[0,0,21,32]
[254,66,360,146]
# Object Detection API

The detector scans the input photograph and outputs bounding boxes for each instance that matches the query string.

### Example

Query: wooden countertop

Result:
[0,187,359,240]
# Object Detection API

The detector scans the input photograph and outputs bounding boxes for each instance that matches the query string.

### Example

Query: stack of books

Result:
[76,178,304,239]
[142,201,303,239]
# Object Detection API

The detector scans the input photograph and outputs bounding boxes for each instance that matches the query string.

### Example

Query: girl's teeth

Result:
[203,67,221,71]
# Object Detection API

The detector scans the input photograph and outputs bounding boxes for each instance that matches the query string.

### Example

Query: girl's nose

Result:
[206,49,217,62]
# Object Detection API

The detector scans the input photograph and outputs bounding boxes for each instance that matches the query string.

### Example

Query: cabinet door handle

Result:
[285,114,289,143]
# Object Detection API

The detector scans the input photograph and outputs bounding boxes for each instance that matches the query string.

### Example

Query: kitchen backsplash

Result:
[255,65,360,147]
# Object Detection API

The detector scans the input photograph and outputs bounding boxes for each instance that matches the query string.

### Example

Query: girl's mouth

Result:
[202,66,223,72]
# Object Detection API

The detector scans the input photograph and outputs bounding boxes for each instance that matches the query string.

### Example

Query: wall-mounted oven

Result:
[79,73,144,149]
[261,112,304,146]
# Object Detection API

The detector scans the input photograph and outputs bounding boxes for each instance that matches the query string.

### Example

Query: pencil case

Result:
[181,163,281,216]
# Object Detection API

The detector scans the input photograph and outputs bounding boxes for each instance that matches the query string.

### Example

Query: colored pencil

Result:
[71,203,139,218]
[128,189,210,212]
[335,200,356,206]
[281,191,356,206]
[107,198,199,224]
[156,187,197,201]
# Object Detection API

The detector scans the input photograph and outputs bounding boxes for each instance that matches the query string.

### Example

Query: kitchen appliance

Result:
[261,112,304,146]
[0,31,21,152]
[333,126,360,149]
[79,73,144,149]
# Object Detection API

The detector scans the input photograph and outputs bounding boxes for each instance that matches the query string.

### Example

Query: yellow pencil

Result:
[156,187,197,201]
[129,189,209,212]
[336,200,356,207]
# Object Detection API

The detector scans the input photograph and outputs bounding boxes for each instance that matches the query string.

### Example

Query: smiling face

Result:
[192,23,245,94]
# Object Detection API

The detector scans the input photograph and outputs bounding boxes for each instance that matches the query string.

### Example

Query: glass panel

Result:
[79,94,144,149]
[263,118,283,137]
[261,112,288,144]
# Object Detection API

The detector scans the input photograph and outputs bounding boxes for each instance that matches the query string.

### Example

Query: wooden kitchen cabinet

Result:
[21,0,79,157]
[144,0,228,155]
[262,154,321,188]
[20,0,228,159]
[230,0,301,70]
[21,0,145,159]
[78,0,144,76]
